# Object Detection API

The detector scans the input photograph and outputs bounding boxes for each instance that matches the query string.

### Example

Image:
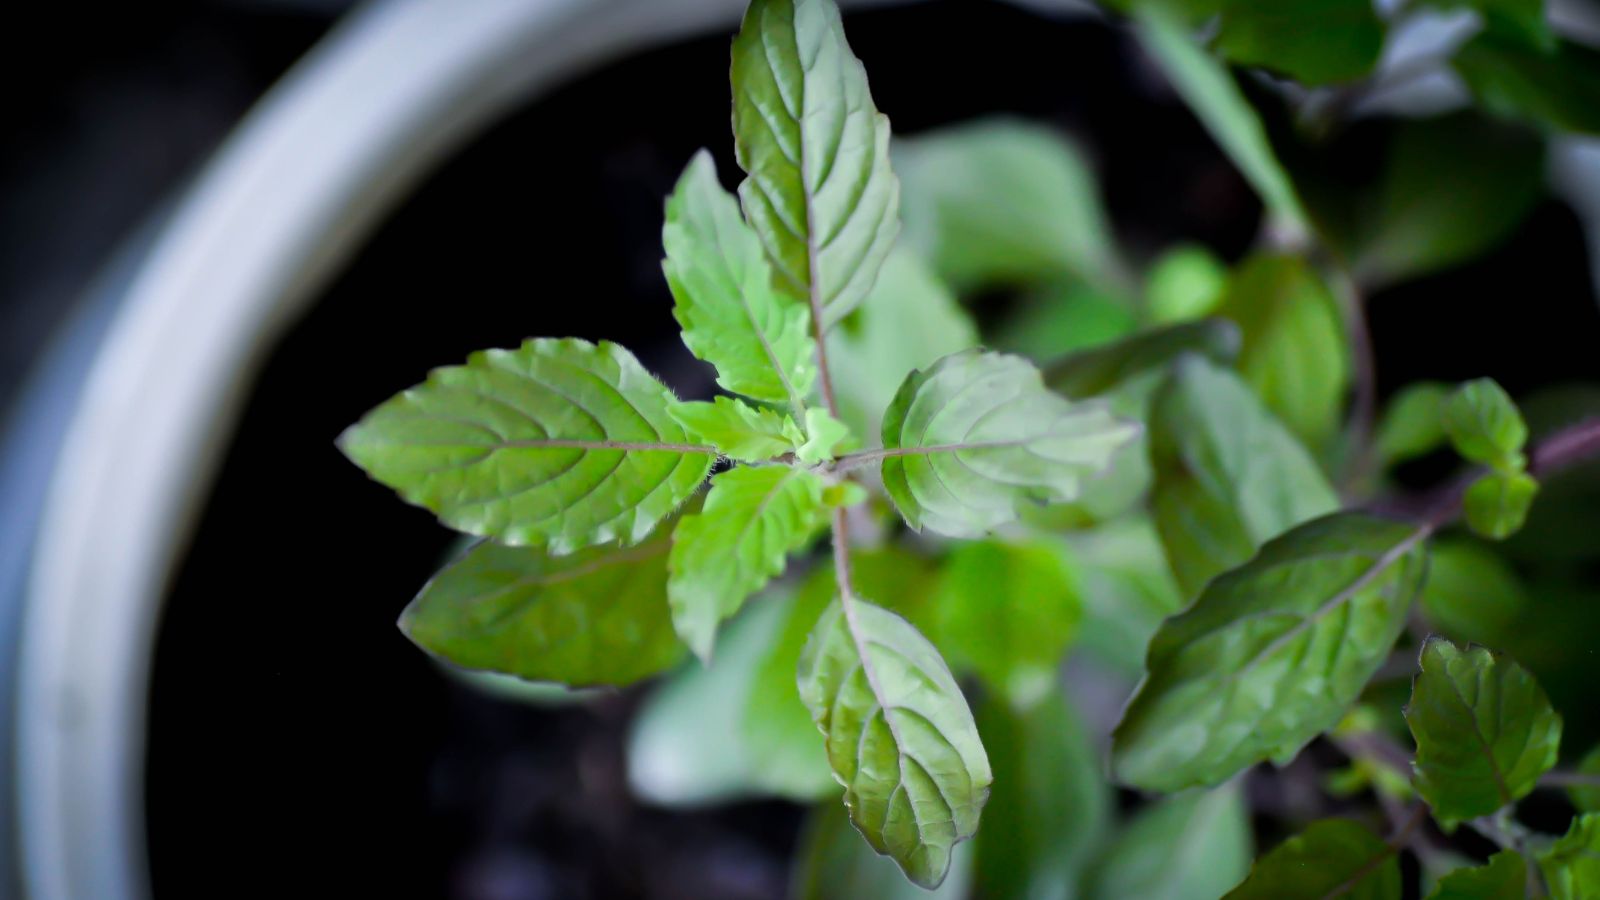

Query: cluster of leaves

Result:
[341,0,1600,894]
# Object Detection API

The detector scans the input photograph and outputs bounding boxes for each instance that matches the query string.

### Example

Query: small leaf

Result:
[1113,513,1428,791]
[1538,813,1600,900]
[731,0,899,326]
[1043,318,1241,400]
[1212,0,1385,85]
[1405,637,1561,826]
[399,534,683,687]
[798,596,992,889]
[1443,378,1529,469]
[1146,244,1228,324]
[1088,785,1253,900]
[791,800,973,900]
[1376,381,1454,467]
[796,407,852,463]
[1426,851,1532,900]
[1223,819,1400,899]
[1463,470,1539,540]
[879,349,1138,538]
[1455,32,1600,136]
[668,466,828,661]
[664,151,817,408]
[1571,745,1600,813]
[670,396,798,461]
[339,338,715,554]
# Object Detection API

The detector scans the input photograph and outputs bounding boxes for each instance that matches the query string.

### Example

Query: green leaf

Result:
[1223,819,1400,899]
[1072,516,1187,676]
[670,396,798,461]
[339,338,715,554]
[1148,354,1340,598]
[1088,785,1253,900]
[1444,378,1529,469]
[796,407,852,463]
[1376,381,1454,467]
[1572,745,1600,813]
[664,151,816,409]
[973,689,1111,900]
[399,533,684,687]
[1463,470,1540,540]
[878,349,1138,538]
[1426,851,1532,900]
[1113,513,1429,791]
[798,596,992,889]
[1455,32,1600,136]
[1420,538,1528,643]
[1044,318,1241,400]
[1405,637,1562,826]
[1422,0,1550,48]
[668,465,828,661]
[791,800,973,900]
[1538,813,1600,899]
[1213,0,1384,85]
[896,117,1123,290]
[1217,253,1350,448]
[731,0,899,326]
[1146,244,1228,325]
[932,540,1082,708]
[991,280,1139,361]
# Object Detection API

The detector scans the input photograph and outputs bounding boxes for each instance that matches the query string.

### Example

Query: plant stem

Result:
[1540,770,1600,788]
[831,506,854,597]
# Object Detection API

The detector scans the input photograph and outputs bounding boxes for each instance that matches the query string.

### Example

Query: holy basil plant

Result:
[342,0,1600,894]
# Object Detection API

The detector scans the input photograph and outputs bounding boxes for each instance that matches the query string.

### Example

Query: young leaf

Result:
[1404,637,1561,826]
[798,596,992,889]
[1571,744,1600,813]
[1148,354,1339,597]
[1443,378,1528,470]
[1538,813,1600,900]
[339,338,715,554]
[731,0,899,326]
[1146,244,1228,325]
[1043,318,1241,400]
[1212,0,1384,86]
[1376,381,1453,467]
[1426,851,1531,900]
[1113,513,1429,792]
[668,465,828,661]
[877,349,1138,538]
[670,396,798,461]
[791,800,973,900]
[399,534,683,687]
[664,151,816,409]
[795,407,852,463]
[1088,785,1253,900]
[1463,470,1539,540]
[1223,819,1400,899]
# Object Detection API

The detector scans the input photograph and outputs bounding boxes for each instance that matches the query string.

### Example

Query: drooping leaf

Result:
[1463,470,1540,540]
[878,349,1138,538]
[798,596,992,889]
[1223,818,1400,900]
[1572,745,1600,813]
[1454,31,1600,136]
[1212,0,1385,85]
[663,150,816,409]
[1148,354,1339,597]
[1113,513,1429,791]
[1088,785,1253,900]
[1146,244,1228,325]
[1538,813,1600,899]
[1376,381,1454,468]
[1444,378,1529,469]
[1420,539,1528,643]
[399,533,684,687]
[1405,637,1561,826]
[668,465,828,661]
[339,338,715,553]
[670,396,798,462]
[796,407,852,463]
[731,0,899,326]
[1044,318,1241,400]
[791,800,973,900]
[1426,851,1532,900]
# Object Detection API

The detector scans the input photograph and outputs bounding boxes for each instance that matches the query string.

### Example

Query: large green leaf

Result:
[669,396,798,462]
[1454,32,1600,136]
[798,596,992,888]
[663,150,816,409]
[1149,355,1339,598]
[1572,744,1600,813]
[1224,819,1400,899]
[1088,785,1253,900]
[340,338,715,553]
[1426,851,1532,900]
[1113,513,1429,791]
[1538,813,1600,900]
[1405,637,1561,826]
[668,465,828,661]
[399,533,683,687]
[1043,318,1240,400]
[1213,0,1384,85]
[791,800,973,900]
[878,349,1137,538]
[1419,539,1528,643]
[731,0,899,326]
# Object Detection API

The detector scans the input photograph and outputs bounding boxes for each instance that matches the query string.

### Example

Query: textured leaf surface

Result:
[399,534,683,687]
[669,465,828,661]
[1426,851,1530,900]
[1113,513,1428,791]
[1463,471,1539,540]
[1044,318,1240,400]
[340,338,715,553]
[798,597,992,888]
[1149,355,1339,597]
[1444,378,1528,468]
[732,0,899,326]
[1538,814,1600,900]
[791,800,972,900]
[1224,819,1399,900]
[670,396,797,462]
[1088,785,1252,900]
[879,349,1138,537]
[796,407,852,463]
[664,151,816,407]
[1405,637,1561,825]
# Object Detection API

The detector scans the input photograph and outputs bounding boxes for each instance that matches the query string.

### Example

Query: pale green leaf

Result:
[798,596,992,889]
[1426,851,1532,900]
[1149,354,1339,598]
[1146,244,1228,325]
[339,338,715,554]
[991,280,1138,362]
[1113,513,1429,791]
[1088,785,1253,900]
[791,800,973,900]
[1376,381,1453,467]
[668,465,828,661]
[1072,516,1187,677]
[399,533,683,687]
[664,150,816,408]
[1538,813,1600,900]
[1572,745,1600,813]
[731,0,899,326]
[1224,819,1400,900]
[1444,378,1529,469]
[878,349,1138,538]
[1043,318,1241,400]
[796,407,852,463]
[1405,637,1561,826]
[670,396,798,461]
[1213,0,1384,85]
[1463,470,1539,540]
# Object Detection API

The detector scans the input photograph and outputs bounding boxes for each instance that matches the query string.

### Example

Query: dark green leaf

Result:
[1213,0,1384,85]
[1573,745,1600,813]
[1538,813,1600,899]
[1463,470,1539,540]
[791,800,972,900]
[1420,539,1528,643]
[1224,818,1400,899]
[1422,0,1550,48]
[1455,32,1600,136]
[1443,378,1528,469]
[1088,785,1253,900]
[1044,318,1241,400]
[1426,850,1532,900]
[1146,244,1228,325]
